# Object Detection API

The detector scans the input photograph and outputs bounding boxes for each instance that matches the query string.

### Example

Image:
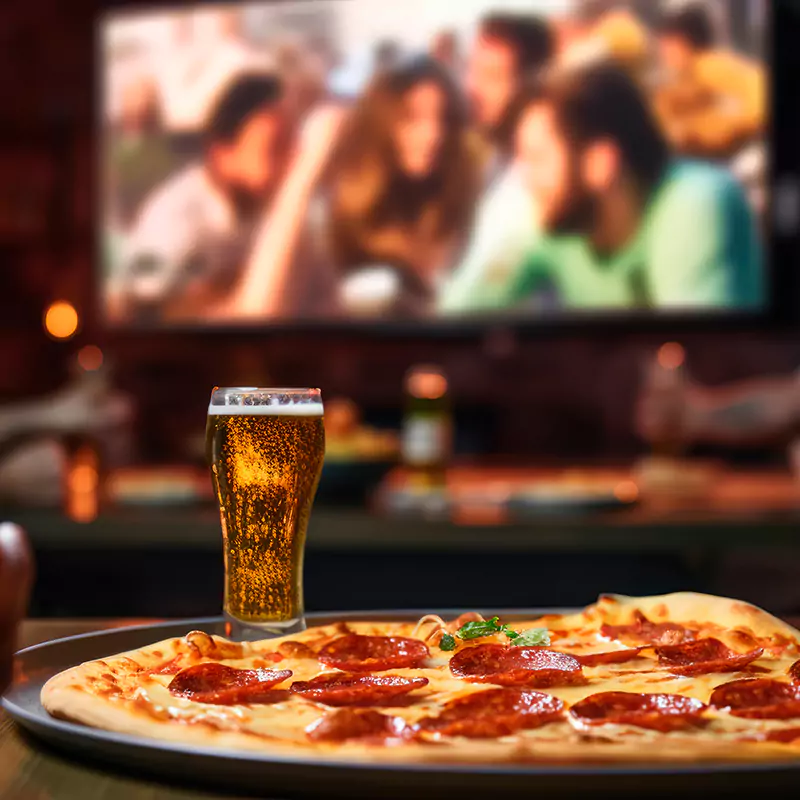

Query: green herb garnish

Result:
[439,633,456,651]
[455,617,504,640]
[453,616,550,647]
[509,628,551,647]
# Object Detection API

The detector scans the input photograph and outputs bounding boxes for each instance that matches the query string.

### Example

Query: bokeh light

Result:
[44,301,79,340]
[77,345,104,371]
[614,480,640,504]
[657,342,685,371]
[407,370,448,400]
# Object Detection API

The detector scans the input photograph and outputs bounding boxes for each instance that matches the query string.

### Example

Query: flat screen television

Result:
[100,0,785,328]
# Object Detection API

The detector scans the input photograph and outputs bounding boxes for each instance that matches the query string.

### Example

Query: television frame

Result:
[94,0,800,341]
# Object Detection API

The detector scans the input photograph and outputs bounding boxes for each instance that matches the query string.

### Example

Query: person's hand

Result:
[0,523,33,694]
[42,369,133,437]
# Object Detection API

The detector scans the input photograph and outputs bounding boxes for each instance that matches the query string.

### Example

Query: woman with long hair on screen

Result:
[226,55,482,319]
[328,55,482,314]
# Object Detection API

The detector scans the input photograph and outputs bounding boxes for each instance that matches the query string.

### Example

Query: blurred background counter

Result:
[9,461,799,618]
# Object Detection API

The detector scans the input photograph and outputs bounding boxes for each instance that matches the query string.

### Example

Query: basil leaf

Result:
[509,628,551,647]
[455,617,502,640]
[439,633,456,651]
[452,616,551,647]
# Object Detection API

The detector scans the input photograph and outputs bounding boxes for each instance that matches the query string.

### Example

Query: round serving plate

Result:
[4,611,800,798]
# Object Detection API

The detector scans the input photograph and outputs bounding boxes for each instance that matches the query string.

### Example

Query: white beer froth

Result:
[207,402,323,416]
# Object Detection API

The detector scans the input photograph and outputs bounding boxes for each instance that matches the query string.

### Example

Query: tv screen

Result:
[100,0,770,325]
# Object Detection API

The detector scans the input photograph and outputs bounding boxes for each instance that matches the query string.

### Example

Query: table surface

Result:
[5,615,800,800]
[0,620,264,800]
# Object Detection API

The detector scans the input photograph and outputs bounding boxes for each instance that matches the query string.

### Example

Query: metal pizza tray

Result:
[4,611,800,799]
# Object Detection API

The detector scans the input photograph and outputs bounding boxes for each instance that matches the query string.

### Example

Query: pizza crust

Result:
[583,592,800,643]
[40,593,800,765]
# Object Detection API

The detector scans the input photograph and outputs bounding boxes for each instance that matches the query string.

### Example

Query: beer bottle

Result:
[401,365,452,489]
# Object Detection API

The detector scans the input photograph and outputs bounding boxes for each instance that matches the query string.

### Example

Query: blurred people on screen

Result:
[102,1,768,323]
[557,0,651,77]
[374,40,403,75]
[327,56,481,314]
[275,40,329,126]
[441,64,763,314]
[431,30,461,75]
[106,75,176,227]
[228,56,482,318]
[466,13,555,173]
[160,9,275,132]
[653,3,766,158]
[112,73,304,320]
[437,14,554,316]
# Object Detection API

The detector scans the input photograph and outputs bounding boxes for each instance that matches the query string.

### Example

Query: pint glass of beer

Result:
[206,388,325,635]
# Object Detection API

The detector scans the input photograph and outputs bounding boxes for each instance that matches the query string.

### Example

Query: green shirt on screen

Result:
[442,160,764,313]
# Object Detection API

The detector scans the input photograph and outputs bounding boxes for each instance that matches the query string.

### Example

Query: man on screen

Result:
[440,63,763,314]
[467,13,555,169]
[653,3,766,159]
[432,15,554,318]
[114,73,287,320]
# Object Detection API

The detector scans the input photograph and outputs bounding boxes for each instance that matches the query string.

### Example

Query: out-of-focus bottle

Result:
[401,365,452,488]
[646,342,688,460]
[62,434,102,523]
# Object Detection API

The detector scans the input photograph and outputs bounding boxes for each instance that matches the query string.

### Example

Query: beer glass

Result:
[206,388,325,636]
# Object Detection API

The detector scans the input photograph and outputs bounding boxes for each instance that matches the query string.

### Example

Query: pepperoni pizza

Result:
[41,593,800,763]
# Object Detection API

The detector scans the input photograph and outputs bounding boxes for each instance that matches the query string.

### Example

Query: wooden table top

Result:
[0,620,266,800]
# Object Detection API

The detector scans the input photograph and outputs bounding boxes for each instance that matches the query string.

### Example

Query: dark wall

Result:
[1,1,798,462]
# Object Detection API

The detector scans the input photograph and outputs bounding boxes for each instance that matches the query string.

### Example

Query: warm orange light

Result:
[44,301,79,340]
[614,480,640,503]
[65,446,99,523]
[69,464,99,494]
[407,371,448,400]
[77,345,103,371]
[657,342,685,371]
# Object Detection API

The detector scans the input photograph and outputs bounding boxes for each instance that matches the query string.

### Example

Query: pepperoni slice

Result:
[318,635,429,672]
[290,673,429,706]
[277,641,316,659]
[570,691,707,732]
[306,708,408,743]
[601,610,695,646]
[449,645,585,687]
[575,648,644,667]
[709,679,800,719]
[790,660,800,684]
[655,638,764,676]
[417,687,564,738]
[168,663,292,705]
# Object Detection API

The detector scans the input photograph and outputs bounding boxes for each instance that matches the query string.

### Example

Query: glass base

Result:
[223,613,307,641]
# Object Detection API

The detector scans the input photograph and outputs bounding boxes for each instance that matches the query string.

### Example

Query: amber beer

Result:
[206,388,324,632]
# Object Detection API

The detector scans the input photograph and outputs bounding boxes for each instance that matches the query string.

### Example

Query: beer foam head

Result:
[208,388,323,416]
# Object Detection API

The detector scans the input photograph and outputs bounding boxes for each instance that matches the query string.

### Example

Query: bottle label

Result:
[402,415,448,466]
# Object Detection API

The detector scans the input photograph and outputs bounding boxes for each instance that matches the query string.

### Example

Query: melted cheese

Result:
[108,618,800,749]
[43,593,800,759]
